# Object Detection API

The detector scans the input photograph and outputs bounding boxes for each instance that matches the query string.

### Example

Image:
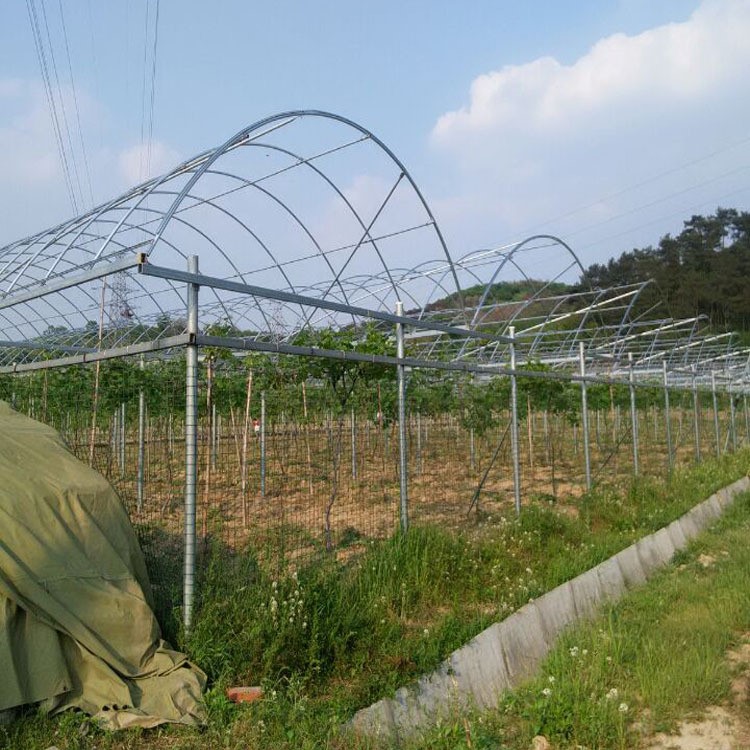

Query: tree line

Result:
[578,208,750,338]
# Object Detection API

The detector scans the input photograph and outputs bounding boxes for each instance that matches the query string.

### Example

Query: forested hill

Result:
[423,279,572,313]
[422,209,749,337]
[579,209,750,334]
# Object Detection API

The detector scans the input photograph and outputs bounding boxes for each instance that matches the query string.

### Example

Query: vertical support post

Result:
[662,360,672,474]
[184,255,199,632]
[416,411,422,476]
[729,382,737,452]
[111,408,118,460]
[470,427,476,471]
[596,409,601,448]
[509,326,521,514]
[692,365,701,462]
[744,394,749,446]
[211,401,217,470]
[579,342,591,491]
[260,391,266,498]
[119,402,126,477]
[396,301,409,532]
[711,371,721,457]
[137,354,146,511]
[351,406,357,480]
[628,353,639,476]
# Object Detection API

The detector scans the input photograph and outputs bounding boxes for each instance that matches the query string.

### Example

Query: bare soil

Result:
[646,638,750,750]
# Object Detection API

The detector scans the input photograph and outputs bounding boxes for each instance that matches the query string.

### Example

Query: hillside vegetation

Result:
[580,208,750,336]
[426,209,750,340]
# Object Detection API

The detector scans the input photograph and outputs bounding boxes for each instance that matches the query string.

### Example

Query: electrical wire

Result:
[139,0,151,182]
[565,163,750,241]
[576,183,750,255]
[24,0,79,213]
[146,0,161,181]
[38,0,85,207]
[527,133,750,236]
[57,0,95,207]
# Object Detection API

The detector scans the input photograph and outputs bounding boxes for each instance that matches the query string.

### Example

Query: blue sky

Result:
[2,0,749,277]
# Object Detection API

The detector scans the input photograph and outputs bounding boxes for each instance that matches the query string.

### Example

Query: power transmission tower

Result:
[107,272,135,328]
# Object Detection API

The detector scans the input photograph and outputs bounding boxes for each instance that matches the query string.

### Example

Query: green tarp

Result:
[0,401,206,729]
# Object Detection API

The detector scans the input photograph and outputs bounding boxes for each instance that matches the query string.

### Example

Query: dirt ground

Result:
[645,637,750,750]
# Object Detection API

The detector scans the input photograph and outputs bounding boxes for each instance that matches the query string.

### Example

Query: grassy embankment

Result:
[2,449,749,750]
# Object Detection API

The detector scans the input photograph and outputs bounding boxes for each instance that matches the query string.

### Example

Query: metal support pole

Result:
[184,255,199,632]
[416,412,422,476]
[662,360,672,473]
[137,354,146,511]
[260,391,266,498]
[729,383,737,452]
[692,365,701,462]
[579,342,591,491]
[119,401,126,476]
[628,353,639,476]
[509,326,521,514]
[351,406,357,480]
[744,394,749,446]
[396,300,409,532]
[711,371,720,457]
[111,408,118,461]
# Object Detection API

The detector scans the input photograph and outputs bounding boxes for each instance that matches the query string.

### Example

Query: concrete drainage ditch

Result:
[348,475,750,743]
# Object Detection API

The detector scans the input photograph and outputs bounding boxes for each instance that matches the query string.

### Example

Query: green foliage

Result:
[407,370,456,415]
[517,362,580,423]
[291,324,396,413]
[456,379,498,435]
[580,208,750,332]
[426,279,574,313]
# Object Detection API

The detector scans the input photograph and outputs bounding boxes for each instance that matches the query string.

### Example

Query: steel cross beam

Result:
[138,260,513,345]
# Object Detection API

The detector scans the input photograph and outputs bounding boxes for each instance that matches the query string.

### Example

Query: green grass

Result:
[405,489,750,750]
[1,449,749,750]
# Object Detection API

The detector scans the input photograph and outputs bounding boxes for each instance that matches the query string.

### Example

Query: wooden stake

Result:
[89,278,107,466]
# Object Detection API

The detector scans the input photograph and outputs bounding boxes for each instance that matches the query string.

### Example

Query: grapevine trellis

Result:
[0,111,748,628]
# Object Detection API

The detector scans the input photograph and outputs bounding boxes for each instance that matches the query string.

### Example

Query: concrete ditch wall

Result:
[349,475,750,743]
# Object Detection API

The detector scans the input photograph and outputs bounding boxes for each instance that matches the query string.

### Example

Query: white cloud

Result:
[429,0,750,263]
[0,80,63,187]
[0,78,181,245]
[433,0,749,144]
[118,141,181,186]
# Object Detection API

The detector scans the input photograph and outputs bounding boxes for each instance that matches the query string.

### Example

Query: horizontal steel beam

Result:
[139,261,512,345]
[0,339,94,354]
[0,254,144,311]
[197,334,749,393]
[0,333,189,373]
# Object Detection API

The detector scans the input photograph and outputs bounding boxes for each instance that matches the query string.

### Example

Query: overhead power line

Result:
[25,0,79,213]
[38,0,85,208]
[57,0,95,207]
[146,0,161,181]
[138,0,161,182]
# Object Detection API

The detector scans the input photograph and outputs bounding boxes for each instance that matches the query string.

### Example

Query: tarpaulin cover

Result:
[0,401,206,729]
